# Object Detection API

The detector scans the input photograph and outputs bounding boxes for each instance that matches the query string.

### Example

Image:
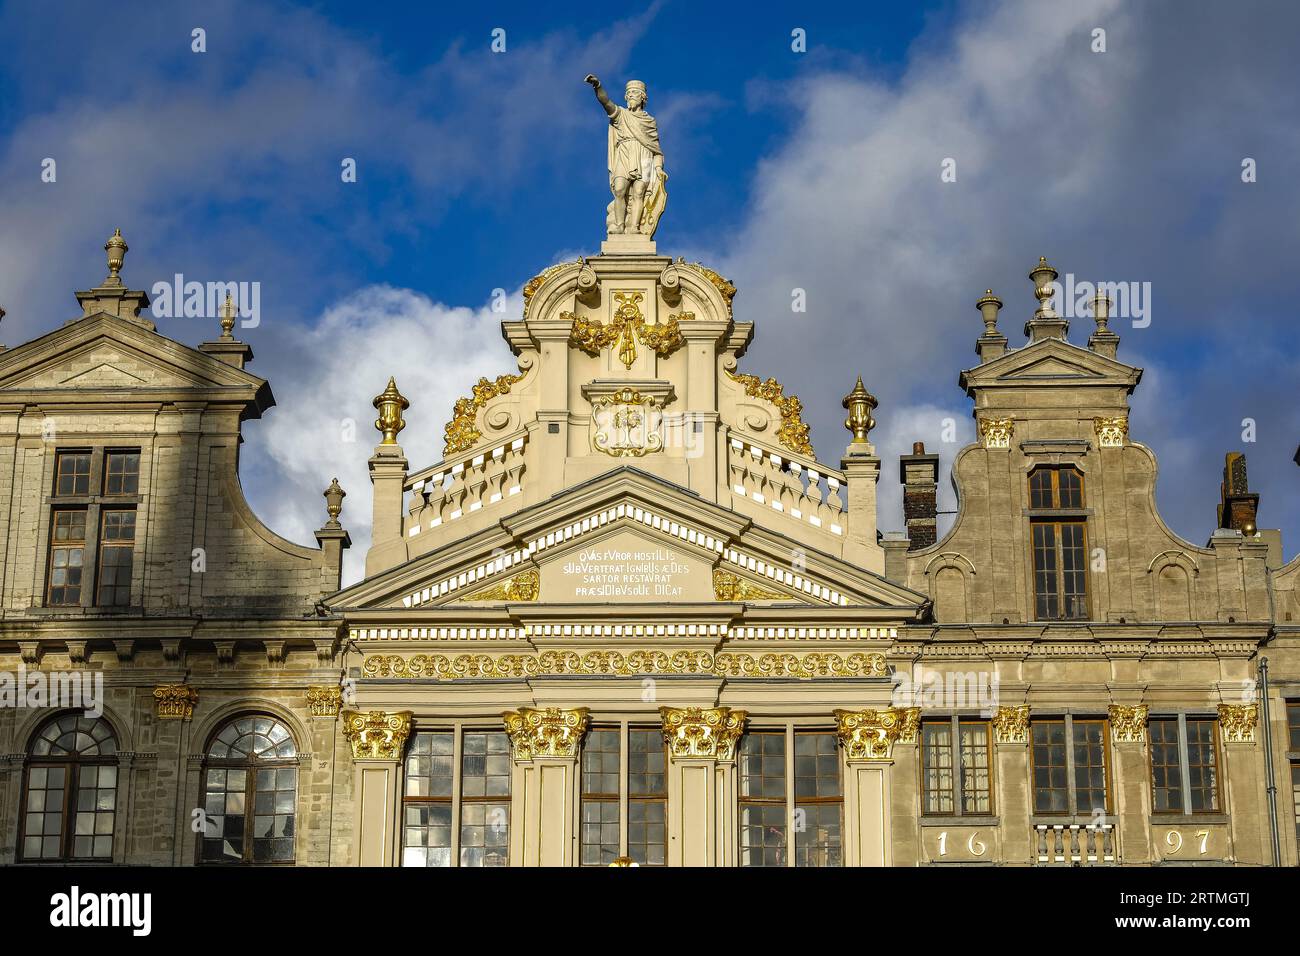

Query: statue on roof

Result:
[585,74,667,239]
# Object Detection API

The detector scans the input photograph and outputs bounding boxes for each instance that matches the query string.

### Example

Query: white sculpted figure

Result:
[585,74,667,238]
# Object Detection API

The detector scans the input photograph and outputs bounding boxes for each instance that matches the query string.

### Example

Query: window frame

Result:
[197,714,300,866]
[575,721,667,867]
[737,723,843,868]
[18,714,119,863]
[921,716,995,817]
[400,723,513,868]
[1147,713,1222,815]
[1029,715,1112,819]
[1027,465,1091,622]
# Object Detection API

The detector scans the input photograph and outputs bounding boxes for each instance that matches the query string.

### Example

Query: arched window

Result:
[20,714,118,861]
[200,715,298,864]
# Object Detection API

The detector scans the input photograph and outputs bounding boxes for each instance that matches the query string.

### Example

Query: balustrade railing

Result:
[1034,823,1116,865]
[404,431,528,541]
[727,435,845,538]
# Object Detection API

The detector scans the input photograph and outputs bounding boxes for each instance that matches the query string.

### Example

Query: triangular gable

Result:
[330,466,928,613]
[960,337,1142,396]
[0,313,271,412]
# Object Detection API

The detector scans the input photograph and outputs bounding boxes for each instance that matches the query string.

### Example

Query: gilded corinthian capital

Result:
[834,708,916,761]
[1108,704,1148,743]
[659,707,747,760]
[992,705,1030,744]
[342,710,413,760]
[502,707,591,759]
[1218,703,1258,743]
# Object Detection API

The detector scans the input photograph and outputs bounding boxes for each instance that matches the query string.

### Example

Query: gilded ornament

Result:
[1094,416,1128,448]
[341,710,413,760]
[683,261,736,318]
[567,291,683,369]
[591,387,664,457]
[502,707,591,759]
[153,684,198,721]
[978,417,1014,449]
[455,568,540,603]
[842,376,878,444]
[306,686,343,718]
[1108,704,1148,743]
[726,370,814,456]
[372,377,409,445]
[992,704,1030,744]
[712,568,786,602]
[834,708,914,761]
[442,371,525,455]
[660,707,747,760]
[521,259,580,318]
[1218,703,1258,743]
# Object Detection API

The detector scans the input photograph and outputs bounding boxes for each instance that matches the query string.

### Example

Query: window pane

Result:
[47,510,87,606]
[794,802,841,867]
[1186,719,1219,812]
[96,510,136,607]
[1059,522,1088,620]
[404,732,453,797]
[1030,721,1069,814]
[103,452,141,496]
[740,732,785,800]
[1029,468,1054,509]
[628,729,665,796]
[1149,718,1183,812]
[1073,720,1109,815]
[580,729,620,866]
[740,803,787,867]
[581,729,620,796]
[959,722,991,814]
[793,732,839,799]
[740,732,787,868]
[402,804,452,867]
[55,452,91,496]
[580,799,620,866]
[459,800,509,867]
[1032,523,1059,620]
[1058,468,1083,508]
[1288,703,1300,751]
[922,722,954,813]
[628,799,666,866]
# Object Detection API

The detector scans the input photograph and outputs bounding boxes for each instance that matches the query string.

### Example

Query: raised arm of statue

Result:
[585,74,617,118]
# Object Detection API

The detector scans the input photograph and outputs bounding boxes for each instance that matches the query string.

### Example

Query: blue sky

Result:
[1,0,1297,583]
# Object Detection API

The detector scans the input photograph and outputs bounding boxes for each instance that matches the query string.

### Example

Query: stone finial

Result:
[1092,290,1111,333]
[1025,256,1069,342]
[977,289,1003,335]
[372,377,409,445]
[220,292,237,339]
[842,376,878,445]
[323,477,346,527]
[104,228,128,286]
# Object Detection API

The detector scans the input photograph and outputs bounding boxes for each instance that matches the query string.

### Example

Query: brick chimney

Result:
[1218,452,1259,535]
[900,441,940,551]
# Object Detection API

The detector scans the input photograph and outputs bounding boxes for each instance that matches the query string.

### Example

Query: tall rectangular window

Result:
[402,728,509,867]
[1149,715,1220,813]
[1030,717,1110,815]
[580,728,620,866]
[738,727,841,867]
[96,510,135,606]
[1288,703,1300,860]
[739,731,787,867]
[922,718,993,815]
[628,728,667,866]
[47,509,87,606]
[1029,467,1089,621]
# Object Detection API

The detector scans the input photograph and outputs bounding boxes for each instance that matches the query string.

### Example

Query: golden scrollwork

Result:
[455,568,540,603]
[1108,704,1149,743]
[978,417,1014,449]
[660,707,747,760]
[362,650,888,682]
[521,259,580,318]
[834,708,915,761]
[712,568,787,602]
[341,710,413,760]
[683,261,736,318]
[1094,416,1128,448]
[726,371,814,456]
[1218,703,1258,743]
[442,372,525,456]
[306,686,343,718]
[154,684,198,721]
[502,707,591,760]
[567,291,684,369]
[992,704,1030,744]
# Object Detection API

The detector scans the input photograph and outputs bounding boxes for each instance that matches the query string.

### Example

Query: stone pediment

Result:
[333,466,927,613]
[960,337,1142,396]
[0,313,270,410]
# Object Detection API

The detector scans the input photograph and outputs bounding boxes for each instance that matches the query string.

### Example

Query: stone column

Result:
[503,708,589,867]
[660,707,746,867]
[841,451,885,574]
[991,705,1031,864]
[1218,703,1265,864]
[342,710,412,867]
[834,707,914,866]
[365,445,408,576]
[1108,704,1150,863]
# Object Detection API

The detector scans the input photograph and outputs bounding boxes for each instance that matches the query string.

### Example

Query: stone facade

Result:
[0,230,1297,868]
